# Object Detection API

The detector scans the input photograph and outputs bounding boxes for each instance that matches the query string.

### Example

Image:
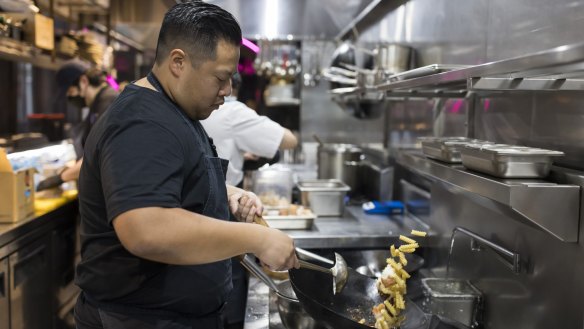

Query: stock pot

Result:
[317,143,363,191]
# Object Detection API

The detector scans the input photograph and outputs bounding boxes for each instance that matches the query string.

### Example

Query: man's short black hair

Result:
[155,0,242,67]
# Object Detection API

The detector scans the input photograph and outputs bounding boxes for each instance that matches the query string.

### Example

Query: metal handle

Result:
[298,260,332,274]
[239,254,280,293]
[451,227,521,274]
[295,248,334,265]
[253,215,335,273]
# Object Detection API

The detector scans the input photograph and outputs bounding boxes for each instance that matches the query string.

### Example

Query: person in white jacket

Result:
[201,72,298,187]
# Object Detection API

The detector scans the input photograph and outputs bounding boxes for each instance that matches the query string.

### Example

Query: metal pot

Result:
[374,44,411,74]
[275,280,326,329]
[317,143,363,191]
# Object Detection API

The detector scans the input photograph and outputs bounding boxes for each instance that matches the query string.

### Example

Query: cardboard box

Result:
[0,148,35,223]
[7,12,55,51]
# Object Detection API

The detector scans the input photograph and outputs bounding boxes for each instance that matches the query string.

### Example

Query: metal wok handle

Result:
[239,254,280,293]
[253,215,335,267]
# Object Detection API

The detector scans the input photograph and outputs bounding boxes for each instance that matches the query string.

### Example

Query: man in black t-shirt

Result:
[74,2,299,329]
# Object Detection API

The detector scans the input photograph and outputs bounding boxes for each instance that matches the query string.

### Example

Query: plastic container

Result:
[252,168,294,207]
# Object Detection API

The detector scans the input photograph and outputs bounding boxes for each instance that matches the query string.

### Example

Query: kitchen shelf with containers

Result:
[329,42,584,100]
[376,42,584,95]
[397,138,581,243]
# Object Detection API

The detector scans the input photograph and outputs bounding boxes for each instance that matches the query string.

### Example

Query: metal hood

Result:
[110,0,374,50]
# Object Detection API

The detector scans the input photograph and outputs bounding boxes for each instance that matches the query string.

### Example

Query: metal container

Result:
[297,179,350,217]
[460,144,564,178]
[317,143,362,191]
[263,213,316,230]
[374,44,411,74]
[421,278,482,328]
[388,64,470,82]
[421,137,493,163]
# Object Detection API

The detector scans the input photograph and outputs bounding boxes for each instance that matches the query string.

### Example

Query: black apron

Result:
[75,73,231,329]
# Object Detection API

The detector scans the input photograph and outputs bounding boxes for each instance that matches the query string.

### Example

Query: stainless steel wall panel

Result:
[486,0,584,61]
[426,183,583,329]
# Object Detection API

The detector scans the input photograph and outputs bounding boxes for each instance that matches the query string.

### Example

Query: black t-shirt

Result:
[75,83,231,316]
[71,86,119,159]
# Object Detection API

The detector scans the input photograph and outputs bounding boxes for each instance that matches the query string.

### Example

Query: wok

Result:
[289,267,431,329]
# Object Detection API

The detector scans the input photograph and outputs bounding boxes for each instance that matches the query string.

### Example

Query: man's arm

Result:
[279,128,298,150]
[61,158,83,182]
[113,207,298,270]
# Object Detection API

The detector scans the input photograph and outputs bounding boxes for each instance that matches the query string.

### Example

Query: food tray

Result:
[297,179,350,217]
[421,137,493,163]
[460,144,564,178]
[389,64,470,82]
[263,214,316,230]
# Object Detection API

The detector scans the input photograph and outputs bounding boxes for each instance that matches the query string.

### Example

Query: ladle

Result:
[312,134,324,146]
[252,215,348,294]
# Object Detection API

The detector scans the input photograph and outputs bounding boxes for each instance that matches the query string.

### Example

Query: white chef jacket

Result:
[201,98,285,185]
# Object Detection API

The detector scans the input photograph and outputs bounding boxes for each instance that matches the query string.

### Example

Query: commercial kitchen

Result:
[0,0,583,328]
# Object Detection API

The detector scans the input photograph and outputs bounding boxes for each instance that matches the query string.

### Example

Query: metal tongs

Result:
[241,215,349,294]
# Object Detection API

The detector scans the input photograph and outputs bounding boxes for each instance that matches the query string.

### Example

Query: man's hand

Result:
[227,187,263,222]
[255,228,299,271]
[36,174,64,191]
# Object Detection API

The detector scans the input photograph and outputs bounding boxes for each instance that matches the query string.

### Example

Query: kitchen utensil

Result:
[421,278,483,327]
[388,64,470,82]
[312,134,324,146]
[460,143,564,178]
[289,266,428,328]
[317,143,362,189]
[421,137,493,163]
[253,215,348,294]
[240,254,326,329]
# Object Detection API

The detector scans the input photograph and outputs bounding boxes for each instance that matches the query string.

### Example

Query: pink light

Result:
[448,99,463,114]
[106,75,119,91]
[242,38,260,54]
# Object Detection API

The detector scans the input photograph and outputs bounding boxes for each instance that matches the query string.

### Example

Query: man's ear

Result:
[79,74,89,88]
[168,49,187,77]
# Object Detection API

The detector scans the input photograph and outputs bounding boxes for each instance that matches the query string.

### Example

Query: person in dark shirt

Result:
[73,2,299,329]
[37,62,119,191]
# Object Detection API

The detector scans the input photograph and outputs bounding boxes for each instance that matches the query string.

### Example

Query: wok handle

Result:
[298,260,332,274]
[254,215,335,272]
[239,254,280,292]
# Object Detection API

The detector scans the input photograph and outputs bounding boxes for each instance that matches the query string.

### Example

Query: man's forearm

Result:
[113,207,268,265]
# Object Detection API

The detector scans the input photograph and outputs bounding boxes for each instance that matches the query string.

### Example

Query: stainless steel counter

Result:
[287,206,430,249]
[243,206,430,329]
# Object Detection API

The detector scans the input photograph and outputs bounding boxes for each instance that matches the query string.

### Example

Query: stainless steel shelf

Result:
[376,42,584,94]
[397,151,581,242]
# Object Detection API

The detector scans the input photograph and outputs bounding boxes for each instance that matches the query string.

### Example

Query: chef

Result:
[73,2,299,328]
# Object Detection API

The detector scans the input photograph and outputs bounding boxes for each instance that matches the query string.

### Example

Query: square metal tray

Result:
[263,214,316,230]
[422,278,482,327]
[421,137,493,163]
[460,144,564,178]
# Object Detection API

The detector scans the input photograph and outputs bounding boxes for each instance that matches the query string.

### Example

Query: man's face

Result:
[174,39,240,120]
[66,75,88,108]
